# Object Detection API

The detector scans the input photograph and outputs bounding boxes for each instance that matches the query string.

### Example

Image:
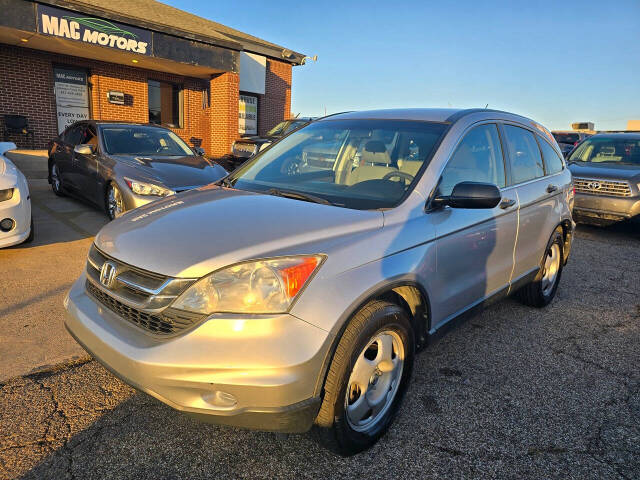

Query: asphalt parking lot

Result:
[1,153,639,479]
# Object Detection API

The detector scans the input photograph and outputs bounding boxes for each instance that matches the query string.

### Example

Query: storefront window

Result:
[148,80,183,128]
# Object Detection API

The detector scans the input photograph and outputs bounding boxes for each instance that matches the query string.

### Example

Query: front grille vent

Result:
[86,281,204,335]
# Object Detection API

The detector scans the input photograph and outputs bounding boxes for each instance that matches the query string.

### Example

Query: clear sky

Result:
[164,0,639,131]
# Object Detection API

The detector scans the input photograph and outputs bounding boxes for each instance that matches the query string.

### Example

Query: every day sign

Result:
[54,67,90,133]
[37,5,152,55]
[239,95,258,135]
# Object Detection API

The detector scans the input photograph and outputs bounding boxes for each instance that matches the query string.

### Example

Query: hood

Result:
[113,155,227,189]
[569,162,640,182]
[235,137,271,145]
[94,186,384,278]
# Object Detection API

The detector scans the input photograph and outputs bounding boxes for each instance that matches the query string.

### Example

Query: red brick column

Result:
[209,71,239,156]
[259,59,292,136]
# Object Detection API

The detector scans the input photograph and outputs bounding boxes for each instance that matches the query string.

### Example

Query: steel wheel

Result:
[541,243,561,296]
[107,184,125,219]
[345,330,404,433]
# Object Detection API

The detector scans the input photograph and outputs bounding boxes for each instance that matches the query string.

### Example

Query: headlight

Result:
[0,188,14,202]
[124,178,174,197]
[171,255,324,314]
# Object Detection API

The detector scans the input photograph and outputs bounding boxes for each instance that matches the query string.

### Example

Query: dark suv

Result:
[552,131,591,158]
[231,118,314,161]
[568,133,640,225]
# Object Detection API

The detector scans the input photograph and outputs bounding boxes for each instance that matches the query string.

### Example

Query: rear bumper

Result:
[64,274,332,433]
[574,193,640,222]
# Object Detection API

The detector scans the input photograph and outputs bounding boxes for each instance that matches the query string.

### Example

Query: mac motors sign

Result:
[37,5,152,55]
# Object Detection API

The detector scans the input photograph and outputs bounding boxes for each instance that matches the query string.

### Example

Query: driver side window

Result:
[439,124,506,196]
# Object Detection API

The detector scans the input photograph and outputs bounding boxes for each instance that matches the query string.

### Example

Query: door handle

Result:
[546,184,558,193]
[499,198,516,209]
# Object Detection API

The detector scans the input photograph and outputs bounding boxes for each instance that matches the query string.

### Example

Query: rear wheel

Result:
[106,183,125,220]
[517,228,564,308]
[314,300,414,455]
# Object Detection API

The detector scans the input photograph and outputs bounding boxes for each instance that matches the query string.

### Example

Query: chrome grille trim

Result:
[574,177,632,197]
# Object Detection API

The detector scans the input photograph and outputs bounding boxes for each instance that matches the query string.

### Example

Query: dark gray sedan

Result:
[48,122,227,219]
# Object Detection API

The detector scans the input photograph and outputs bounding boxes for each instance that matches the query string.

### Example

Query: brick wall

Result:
[258,59,292,136]
[0,45,58,148]
[0,44,213,153]
[0,44,294,155]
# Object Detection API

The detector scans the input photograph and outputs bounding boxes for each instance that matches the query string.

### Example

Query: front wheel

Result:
[50,161,64,197]
[516,228,564,308]
[314,300,415,455]
[106,183,125,220]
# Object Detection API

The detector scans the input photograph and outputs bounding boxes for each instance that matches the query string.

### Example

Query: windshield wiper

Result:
[267,188,332,206]
[217,176,234,188]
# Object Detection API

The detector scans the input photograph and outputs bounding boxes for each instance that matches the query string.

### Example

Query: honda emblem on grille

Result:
[587,181,602,190]
[99,261,117,289]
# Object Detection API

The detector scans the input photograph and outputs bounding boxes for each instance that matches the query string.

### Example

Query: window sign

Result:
[37,5,151,55]
[54,67,90,133]
[239,95,258,135]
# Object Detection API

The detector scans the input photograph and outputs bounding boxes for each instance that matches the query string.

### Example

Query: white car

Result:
[0,142,32,247]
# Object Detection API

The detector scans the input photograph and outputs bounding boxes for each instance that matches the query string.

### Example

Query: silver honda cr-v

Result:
[65,108,575,455]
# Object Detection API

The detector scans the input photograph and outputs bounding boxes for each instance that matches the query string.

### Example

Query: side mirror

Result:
[74,144,95,155]
[432,182,501,209]
[193,146,205,156]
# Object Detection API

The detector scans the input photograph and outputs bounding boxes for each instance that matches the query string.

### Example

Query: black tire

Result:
[314,300,415,455]
[516,227,564,308]
[105,182,125,220]
[49,160,65,197]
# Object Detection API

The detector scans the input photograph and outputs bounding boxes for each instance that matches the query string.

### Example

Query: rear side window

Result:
[439,124,506,196]
[503,125,545,184]
[538,137,564,174]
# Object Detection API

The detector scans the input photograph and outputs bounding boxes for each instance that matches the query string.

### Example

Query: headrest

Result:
[364,140,387,153]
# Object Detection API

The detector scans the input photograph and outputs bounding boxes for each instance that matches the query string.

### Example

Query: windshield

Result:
[226,119,448,209]
[266,120,305,137]
[568,136,640,165]
[553,133,580,144]
[101,126,194,156]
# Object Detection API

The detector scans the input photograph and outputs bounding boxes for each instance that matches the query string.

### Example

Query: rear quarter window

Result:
[538,137,564,175]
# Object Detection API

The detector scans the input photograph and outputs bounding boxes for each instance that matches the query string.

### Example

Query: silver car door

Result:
[501,124,559,282]
[429,123,518,330]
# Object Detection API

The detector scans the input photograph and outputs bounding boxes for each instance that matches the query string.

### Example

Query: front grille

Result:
[86,281,204,335]
[86,245,194,309]
[85,244,200,336]
[232,142,257,157]
[574,177,632,197]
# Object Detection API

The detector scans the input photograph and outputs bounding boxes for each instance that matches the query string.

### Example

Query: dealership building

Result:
[0,0,306,155]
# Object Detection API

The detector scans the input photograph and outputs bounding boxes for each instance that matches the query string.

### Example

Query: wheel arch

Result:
[313,280,431,401]
[558,219,573,265]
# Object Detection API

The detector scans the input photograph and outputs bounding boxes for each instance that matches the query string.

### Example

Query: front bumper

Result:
[64,274,332,433]
[574,193,640,223]
[0,185,31,248]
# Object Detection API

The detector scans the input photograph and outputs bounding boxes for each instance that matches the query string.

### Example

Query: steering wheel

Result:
[382,171,414,184]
